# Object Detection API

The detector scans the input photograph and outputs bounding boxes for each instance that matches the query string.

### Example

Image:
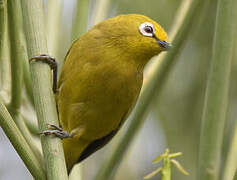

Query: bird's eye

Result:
[144,26,153,34]
[139,22,155,37]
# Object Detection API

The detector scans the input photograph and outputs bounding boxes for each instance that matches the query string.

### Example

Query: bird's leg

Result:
[29,54,58,94]
[40,124,73,139]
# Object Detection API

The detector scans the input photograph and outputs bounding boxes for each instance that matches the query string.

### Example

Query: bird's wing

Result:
[77,109,128,163]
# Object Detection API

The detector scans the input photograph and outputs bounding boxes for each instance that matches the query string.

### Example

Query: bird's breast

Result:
[80,62,143,139]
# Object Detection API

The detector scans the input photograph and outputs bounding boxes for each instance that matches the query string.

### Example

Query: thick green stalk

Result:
[21,0,68,179]
[71,0,90,41]
[0,99,46,179]
[198,0,234,179]
[7,0,44,166]
[95,0,204,179]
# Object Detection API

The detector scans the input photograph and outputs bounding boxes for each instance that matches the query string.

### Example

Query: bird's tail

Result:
[62,137,89,174]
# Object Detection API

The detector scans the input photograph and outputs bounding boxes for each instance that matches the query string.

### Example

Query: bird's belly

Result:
[81,75,141,139]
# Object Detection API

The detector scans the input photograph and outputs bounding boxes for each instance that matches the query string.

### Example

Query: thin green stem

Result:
[22,52,35,105]
[71,0,90,41]
[222,2,237,179]
[21,0,68,179]
[46,0,62,58]
[0,98,46,179]
[95,0,204,179]
[0,0,10,100]
[7,0,23,110]
[13,113,44,163]
[234,171,237,180]
[161,160,171,180]
[17,9,34,106]
[198,0,234,179]
[24,114,39,135]
[0,0,4,63]
[90,0,111,26]
[222,125,237,180]
[0,0,8,99]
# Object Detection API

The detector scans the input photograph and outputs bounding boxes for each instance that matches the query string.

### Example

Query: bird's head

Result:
[93,14,171,65]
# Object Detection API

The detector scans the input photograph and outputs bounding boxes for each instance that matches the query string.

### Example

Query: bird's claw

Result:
[40,124,73,139]
[47,123,63,131]
[29,54,58,93]
[29,54,57,68]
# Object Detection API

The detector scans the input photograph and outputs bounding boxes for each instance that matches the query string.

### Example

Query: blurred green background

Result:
[0,0,236,180]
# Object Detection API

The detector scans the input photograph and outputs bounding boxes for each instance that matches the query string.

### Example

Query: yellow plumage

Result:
[56,14,169,172]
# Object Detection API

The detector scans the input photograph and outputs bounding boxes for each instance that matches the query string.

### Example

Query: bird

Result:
[34,14,171,173]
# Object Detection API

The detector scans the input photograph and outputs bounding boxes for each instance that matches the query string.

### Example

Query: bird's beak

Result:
[152,34,172,51]
[157,39,172,51]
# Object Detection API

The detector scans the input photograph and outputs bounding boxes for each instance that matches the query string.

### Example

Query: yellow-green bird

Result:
[40,14,170,172]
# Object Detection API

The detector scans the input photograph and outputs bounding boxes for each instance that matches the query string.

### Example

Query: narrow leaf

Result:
[153,154,165,164]
[168,152,183,158]
[144,167,162,179]
[171,159,189,175]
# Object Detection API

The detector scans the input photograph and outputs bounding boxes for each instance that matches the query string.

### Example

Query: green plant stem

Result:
[21,0,68,179]
[222,2,237,179]
[46,0,62,58]
[23,52,35,105]
[0,0,8,97]
[0,0,10,100]
[161,160,171,180]
[7,0,23,110]
[222,125,237,180]
[16,2,34,106]
[71,0,90,41]
[17,3,34,106]
[234,171,237,180]
[0,0,4,63]
[24,114,39,135]
[12,113,43,162]
[7,0,44,165]
[90,0,111,26]
[95,0,204,179]
[0,98,46,179]
[198,0,234,179]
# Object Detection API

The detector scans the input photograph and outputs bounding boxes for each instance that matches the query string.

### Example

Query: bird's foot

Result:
[29,54,58,93]
[40,124,73,139]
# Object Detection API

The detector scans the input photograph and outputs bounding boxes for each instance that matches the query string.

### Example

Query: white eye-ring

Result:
[139,22,155,37]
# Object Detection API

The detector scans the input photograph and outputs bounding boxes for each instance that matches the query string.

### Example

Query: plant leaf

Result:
[171,159,189,175]
[144,167,162,179]
[152,154,164,164]
[168,152,182,158]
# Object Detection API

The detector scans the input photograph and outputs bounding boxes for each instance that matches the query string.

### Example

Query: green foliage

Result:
[144,149,189,180]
